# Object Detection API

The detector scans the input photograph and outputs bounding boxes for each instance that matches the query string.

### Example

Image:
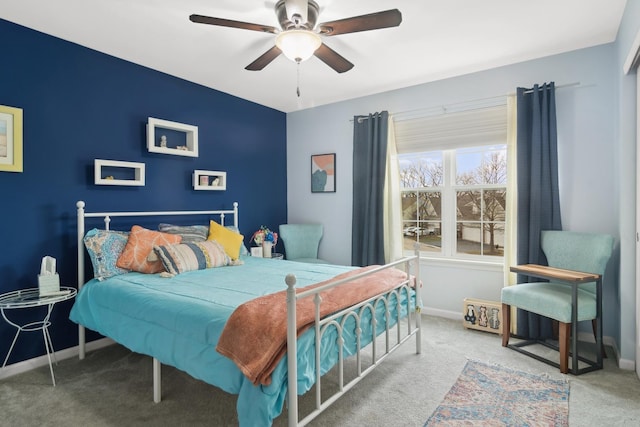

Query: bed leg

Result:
[153,358,161,403]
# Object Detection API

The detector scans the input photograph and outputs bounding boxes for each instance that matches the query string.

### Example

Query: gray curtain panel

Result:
[352,111,388,267]
[516,82,563,339]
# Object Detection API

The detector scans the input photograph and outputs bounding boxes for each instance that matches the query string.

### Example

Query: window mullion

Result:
[442,150,455,257]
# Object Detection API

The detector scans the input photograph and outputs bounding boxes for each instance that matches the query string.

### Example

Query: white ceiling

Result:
[2,0,628,113]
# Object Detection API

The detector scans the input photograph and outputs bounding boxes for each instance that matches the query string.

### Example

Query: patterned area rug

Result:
[425,360,569,426]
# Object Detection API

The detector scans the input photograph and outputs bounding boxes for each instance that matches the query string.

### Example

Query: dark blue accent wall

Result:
[0,18,287,364]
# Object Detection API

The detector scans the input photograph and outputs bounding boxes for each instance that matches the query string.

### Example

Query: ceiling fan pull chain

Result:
[296,63,301,97]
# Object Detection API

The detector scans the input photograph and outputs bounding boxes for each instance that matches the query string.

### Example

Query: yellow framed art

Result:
[0,104,23,173]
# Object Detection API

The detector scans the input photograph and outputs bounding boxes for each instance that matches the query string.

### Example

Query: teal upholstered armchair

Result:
[278,224,327,264]
[501,230,614,374]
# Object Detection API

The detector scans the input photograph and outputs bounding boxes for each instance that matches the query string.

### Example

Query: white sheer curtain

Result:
[383,115,403,263]
[504,94,518,332]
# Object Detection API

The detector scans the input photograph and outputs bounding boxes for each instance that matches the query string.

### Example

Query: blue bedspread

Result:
[70,256,412,426]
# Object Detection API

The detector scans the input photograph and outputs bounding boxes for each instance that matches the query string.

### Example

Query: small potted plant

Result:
[251,226,278,258]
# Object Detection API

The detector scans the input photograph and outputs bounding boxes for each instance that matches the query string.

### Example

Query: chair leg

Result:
[592,319,607,359]
[501,303,510,346]
[558,322,570,374]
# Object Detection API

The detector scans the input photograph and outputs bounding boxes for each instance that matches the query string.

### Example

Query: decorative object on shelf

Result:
[147,117,198,157]
[311,153,336,193]
[252,226,278,258]
[0,104,23,173]
[193,170,226,191]
[94,159,145,186]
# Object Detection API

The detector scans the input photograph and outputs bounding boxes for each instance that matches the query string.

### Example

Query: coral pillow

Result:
[208,220,244,260]
[116,225,182,273]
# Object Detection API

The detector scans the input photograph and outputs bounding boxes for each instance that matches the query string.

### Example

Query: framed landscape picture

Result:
[0,104,23,173]
[311,153,336,193]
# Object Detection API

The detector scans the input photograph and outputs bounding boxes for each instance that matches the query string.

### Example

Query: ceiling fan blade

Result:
[189,14,278,34]
[314,43,354,73]
[285,0,308,25]
[245,46,283,71]
[319,9,402,36]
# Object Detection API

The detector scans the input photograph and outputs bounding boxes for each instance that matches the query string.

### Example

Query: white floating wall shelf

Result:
[193,170,226,191]
[94,159,145,186]
[147,117,198,157]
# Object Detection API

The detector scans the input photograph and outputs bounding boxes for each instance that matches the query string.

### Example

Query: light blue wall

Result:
[616,0,640,367]
[287,43,626,360]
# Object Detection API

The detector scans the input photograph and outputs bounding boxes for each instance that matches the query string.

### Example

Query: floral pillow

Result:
[83,228,129,280]
[116,225,182,274]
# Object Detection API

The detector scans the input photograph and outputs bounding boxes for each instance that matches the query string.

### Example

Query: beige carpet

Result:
[2,315,640,426]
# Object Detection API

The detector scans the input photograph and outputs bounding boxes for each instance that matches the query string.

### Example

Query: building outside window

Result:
[399,144,507,259]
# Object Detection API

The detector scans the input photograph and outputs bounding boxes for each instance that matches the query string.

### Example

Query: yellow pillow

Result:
[208,220,244,260]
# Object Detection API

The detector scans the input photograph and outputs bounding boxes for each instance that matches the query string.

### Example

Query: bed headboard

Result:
[76,200,239,290]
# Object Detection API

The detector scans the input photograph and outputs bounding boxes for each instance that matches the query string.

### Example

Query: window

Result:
[400,145,506,259]
[393,103,509,260]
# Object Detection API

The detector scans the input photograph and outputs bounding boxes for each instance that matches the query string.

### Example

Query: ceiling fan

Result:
[189,0,402,73]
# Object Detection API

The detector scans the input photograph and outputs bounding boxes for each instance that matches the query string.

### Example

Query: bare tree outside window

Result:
[456,148,506,256]
[400,145,507,258]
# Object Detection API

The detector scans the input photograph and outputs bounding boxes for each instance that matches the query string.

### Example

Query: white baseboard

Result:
[0,338,115,380]
[618,357,636,371]
[576,331,636,371]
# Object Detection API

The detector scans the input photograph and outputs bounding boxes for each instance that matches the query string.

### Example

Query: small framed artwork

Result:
[311,153,336,193]
[0,104,23,173]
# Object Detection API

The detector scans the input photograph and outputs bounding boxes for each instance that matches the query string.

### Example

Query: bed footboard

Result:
[285,251,421,427]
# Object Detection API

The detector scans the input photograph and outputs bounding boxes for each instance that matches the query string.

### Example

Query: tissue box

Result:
[38,273,60,296]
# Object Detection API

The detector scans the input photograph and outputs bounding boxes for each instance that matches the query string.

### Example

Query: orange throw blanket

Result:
[216,266,411,386]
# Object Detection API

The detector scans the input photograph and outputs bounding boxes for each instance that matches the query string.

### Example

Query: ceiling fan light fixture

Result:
[275,30,321,63]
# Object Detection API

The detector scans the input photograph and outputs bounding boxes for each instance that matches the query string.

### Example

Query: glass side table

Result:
[0,286,77,386]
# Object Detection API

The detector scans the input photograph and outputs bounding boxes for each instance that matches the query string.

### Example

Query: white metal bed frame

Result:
[75,200,422,426]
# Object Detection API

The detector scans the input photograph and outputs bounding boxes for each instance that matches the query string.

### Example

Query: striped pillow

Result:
[158,223,209,243]
[154,240,230,275]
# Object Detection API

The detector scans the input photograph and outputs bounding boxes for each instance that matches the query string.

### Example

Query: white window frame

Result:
[395,102,509,264]
[401,146,506,262]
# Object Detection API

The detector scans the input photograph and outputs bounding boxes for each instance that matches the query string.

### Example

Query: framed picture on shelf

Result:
[311,153,336,193]
[0,104,23,173]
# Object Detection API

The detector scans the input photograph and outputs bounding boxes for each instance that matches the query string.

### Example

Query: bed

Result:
[70,201,422,426]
